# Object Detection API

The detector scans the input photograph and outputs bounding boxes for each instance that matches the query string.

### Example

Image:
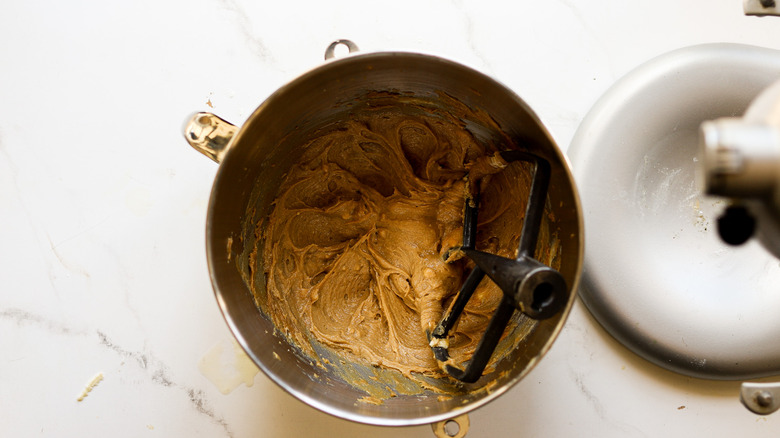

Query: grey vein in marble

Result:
[216,0,274,64]
[448,0,495,74]
[571,369,607,420]
[0,143,62,297]
[96,330,233,437]
[0,308,89,337]
[569,367,649,437]
[553,0,616,82]
[47,234,92,279]
[188,388,233,435]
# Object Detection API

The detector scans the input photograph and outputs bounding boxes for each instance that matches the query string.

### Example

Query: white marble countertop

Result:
[3,1,780,436]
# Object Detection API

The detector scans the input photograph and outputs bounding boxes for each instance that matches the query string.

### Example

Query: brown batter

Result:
[256,98,544,380]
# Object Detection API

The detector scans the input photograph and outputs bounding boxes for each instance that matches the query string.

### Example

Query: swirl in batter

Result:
[258,100,541,379]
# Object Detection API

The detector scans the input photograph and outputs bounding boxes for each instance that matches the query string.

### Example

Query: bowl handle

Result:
[183,112,236,163]
[324,39,359,60]
[431,414,469,438]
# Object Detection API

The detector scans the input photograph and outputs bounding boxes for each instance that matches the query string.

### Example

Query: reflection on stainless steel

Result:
[183,41,583,427]
[741,382,780,415]
[744,0,780,16]
[184,112,236,163]
[568,44,780,380]
[700,79,780,259]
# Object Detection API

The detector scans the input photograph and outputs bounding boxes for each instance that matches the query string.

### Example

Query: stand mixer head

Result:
[701,78,780,259]
[700,78,780,416]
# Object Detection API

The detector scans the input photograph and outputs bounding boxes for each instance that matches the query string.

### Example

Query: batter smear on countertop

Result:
[255,98,556,381]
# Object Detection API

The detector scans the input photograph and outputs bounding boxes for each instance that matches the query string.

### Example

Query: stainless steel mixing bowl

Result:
[183,42,583,427]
